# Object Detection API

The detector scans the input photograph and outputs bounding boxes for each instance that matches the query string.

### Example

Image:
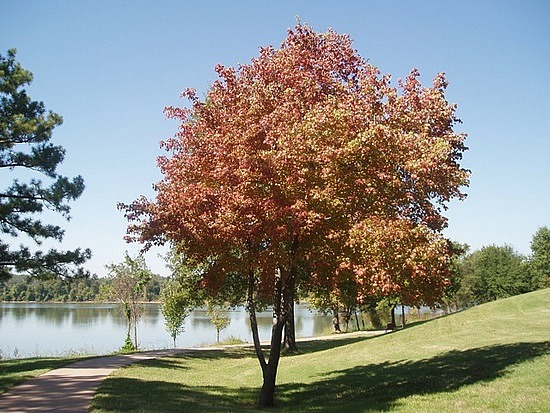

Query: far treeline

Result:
[0,272,167,303]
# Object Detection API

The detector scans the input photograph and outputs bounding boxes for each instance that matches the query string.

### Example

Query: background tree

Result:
[529,226,550,290]
[160,279,192,347]
[162,246,249,346]
[307,270,360,333]
[105,252,153,350]
[207,303,231,343]
[121,24,468,407]
[441,242,470,312]
[461,245,530,304]
[145,273,167,301]
[365,298,395,330]
[0,49,90,280]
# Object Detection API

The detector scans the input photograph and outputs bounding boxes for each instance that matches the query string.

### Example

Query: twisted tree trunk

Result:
[247,269,266,373]
[247,267,289,408]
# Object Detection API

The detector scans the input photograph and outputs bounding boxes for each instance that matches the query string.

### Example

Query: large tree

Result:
[0,49,90,280]
[121,25,468,407]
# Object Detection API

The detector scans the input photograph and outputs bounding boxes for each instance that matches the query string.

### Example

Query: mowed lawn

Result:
[91,289,550,412]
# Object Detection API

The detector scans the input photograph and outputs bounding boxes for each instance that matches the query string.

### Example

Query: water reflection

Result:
[0,303,332,359]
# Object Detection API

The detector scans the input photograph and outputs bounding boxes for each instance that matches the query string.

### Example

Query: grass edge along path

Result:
[0,349,191,412]
[91,289,550,413]
[0,355,90,395]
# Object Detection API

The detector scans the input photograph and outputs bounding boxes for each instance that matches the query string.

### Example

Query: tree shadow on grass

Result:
[92,377,259,413]
[176,347,255,361]
[276,341,550,412]
[138,357,192,371]
[178,335,374,362]
[91,341,549,412]
[287,335,374,356]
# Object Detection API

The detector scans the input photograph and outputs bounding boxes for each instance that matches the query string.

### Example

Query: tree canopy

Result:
[457,245,530,305]
[0,49,90,280]
[121,24,469,407]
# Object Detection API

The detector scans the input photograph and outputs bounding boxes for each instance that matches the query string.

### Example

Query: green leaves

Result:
[529,226,550,290]
[160,279,192,346]
[0,49,87,279]
[0,49,62,147]
[0,247,92,280]
[105,253,155,349]
[460,245,529,304]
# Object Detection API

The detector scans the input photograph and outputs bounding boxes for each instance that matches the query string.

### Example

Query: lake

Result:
[0,302,333,359]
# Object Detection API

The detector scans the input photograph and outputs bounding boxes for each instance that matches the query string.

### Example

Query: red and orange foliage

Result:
[122,24,467,307]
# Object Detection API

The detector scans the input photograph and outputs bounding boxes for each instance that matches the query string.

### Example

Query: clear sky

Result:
[1,1,549,277]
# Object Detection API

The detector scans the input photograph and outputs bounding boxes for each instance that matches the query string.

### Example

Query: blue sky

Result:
[1,1,549,276]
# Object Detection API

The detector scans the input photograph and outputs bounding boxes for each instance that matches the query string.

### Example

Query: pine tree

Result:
[0,49,90,280]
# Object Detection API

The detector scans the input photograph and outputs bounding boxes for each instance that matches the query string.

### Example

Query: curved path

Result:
[0,349,188,412]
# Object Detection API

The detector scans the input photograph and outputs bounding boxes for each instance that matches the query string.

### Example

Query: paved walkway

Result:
[0,349,187,413]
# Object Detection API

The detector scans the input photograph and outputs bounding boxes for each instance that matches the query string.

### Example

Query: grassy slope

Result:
[92,289,550,412]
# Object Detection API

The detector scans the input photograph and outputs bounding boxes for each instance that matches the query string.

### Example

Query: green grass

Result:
[0,355,87,395]
[91,289,550,412]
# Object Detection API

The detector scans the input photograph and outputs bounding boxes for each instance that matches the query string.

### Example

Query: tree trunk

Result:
[391,305,396,327]
[332,306,341,332]
[125,305,132,338]
[126,320,131,339]
[247,261,296,407]
[283,302,297,351]
[258,267,285,408]
[282,238,299,352]
[259,313,284,407]
[133,316,138,349]
[401,304,406,328]
[343,309,351,332]
[283,272,297,352]
[247,269,267,373]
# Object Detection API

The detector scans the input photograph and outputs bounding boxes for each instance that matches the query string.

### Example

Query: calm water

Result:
[0,303,333,359]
